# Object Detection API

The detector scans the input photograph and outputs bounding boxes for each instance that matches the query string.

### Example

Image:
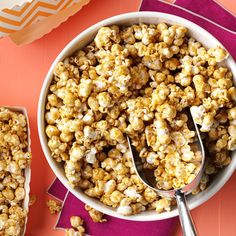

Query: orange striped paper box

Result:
[0,0,90,45]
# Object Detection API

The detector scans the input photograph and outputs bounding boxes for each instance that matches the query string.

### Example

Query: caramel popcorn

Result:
[0,107,31,236]
[65,216,85,236]
[45,23,235,215]
[85,204,107,223]
[46,199,61,214]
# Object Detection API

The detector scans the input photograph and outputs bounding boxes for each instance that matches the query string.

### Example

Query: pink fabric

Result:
[48,178,67,201]
[48,1,236,235]
[175,0,236,31]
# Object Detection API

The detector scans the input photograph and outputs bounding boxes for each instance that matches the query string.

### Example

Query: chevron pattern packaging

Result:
[0,0,90,45]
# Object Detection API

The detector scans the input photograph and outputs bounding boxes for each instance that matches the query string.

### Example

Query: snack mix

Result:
[0,108,31,236]
[45,23,236,215]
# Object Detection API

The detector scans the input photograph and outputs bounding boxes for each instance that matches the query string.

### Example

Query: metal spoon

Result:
[127,110,205,236]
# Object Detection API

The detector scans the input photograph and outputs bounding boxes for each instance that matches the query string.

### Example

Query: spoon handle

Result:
[175,191,198,236]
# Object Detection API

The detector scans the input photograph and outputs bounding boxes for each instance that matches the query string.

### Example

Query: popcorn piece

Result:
[70,216,84,229]
[78,80,92,98]
[46,199,61,214]
[85,205,107,223]
[208,46,228,62]
[117,198,132,216]
[190,105,206,127]
[124,187,141,201]
[97,92,112,108]
[65,216,86,236]
[154,198,171,213]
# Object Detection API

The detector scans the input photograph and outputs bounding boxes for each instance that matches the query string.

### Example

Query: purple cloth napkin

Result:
[48,1,236,235]
[48,178,67,202]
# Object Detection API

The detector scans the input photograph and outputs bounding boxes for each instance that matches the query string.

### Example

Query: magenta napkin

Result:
[48,1,236,235]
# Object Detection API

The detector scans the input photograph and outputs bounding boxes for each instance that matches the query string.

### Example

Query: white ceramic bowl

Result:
[38,12,236,221]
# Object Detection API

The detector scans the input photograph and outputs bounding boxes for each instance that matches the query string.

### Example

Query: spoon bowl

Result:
[127,109,205,236]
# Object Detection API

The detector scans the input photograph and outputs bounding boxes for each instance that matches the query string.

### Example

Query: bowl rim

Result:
[38,11,236,221]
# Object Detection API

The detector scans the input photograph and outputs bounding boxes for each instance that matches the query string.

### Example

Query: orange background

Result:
[0,0,236,235]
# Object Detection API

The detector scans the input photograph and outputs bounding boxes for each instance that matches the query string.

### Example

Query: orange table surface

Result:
[0,0,236,235]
